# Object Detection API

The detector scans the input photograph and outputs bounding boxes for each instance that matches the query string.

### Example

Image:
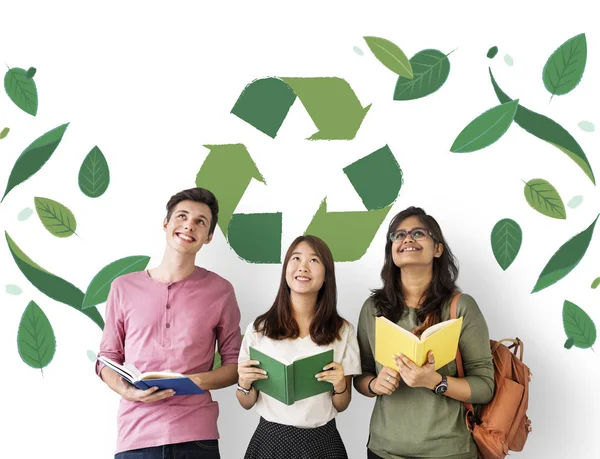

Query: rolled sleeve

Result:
[215,287,242,365]
[95,281,125,377]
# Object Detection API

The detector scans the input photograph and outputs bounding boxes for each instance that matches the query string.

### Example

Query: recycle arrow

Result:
[196,144,402,263]
[231,77,371,140]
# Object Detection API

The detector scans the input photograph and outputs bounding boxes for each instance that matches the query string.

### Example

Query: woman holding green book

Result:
[355,207,495,459]
[236,235,361,459]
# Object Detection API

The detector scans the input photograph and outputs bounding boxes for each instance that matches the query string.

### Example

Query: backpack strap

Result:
[449,293,475,432]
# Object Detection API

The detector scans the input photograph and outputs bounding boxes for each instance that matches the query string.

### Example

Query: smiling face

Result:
[163,200,213,256]
[391,215,443,270]
[285,241,326,297]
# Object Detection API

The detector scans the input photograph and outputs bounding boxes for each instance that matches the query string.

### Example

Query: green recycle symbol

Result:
[196,77,403,263]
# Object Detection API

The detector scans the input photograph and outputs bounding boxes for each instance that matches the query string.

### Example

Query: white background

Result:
[1,1,599,458]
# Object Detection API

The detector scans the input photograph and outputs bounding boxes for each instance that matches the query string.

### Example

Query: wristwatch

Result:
[432,375,448,395]
[237,383,252,395]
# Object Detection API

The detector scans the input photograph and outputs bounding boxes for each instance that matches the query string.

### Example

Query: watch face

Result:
[435,384,448,395]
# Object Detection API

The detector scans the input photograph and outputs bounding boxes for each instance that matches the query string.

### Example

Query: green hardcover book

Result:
[249,347,334,405]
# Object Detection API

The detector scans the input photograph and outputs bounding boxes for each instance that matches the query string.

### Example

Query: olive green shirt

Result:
[357,294,494,459]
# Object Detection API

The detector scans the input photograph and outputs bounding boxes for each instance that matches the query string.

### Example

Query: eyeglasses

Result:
[389,227,433,243]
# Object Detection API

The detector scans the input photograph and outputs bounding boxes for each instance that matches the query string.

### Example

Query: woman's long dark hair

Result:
[371,207,459,334]
[254,235,345,345]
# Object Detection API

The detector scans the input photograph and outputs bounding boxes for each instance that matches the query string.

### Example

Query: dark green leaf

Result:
[34,197,77,238]
[82,256,151,309]
[1,123,69,202]
[18,301,56,369]
[489,69,595,185]
[78,146,110,198]
[451,100,518,153]
[532,215,598,293]
[5,232,104,329]
[563,300,596,349]
[564,337,574,349]
[487,46,498,59]
[523,179,566,219]
[543,33,586,97]
[394,49,450,101]
[4,67,38,116]
[364,36,413,78]
[26,67,37,79]
[491,218,522,270]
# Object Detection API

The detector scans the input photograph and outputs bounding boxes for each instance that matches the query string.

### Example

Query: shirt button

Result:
[166,323,171,328]
[167,285,172,290]
[166,304,171,309]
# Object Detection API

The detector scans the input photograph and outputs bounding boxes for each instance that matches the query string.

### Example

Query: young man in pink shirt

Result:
[97,187,242,459]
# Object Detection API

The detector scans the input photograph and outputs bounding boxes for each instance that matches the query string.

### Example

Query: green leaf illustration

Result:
[523,179,566,219]
[82,256,151,309]
[490,69,595,185]
[5,232,104,329]
[353,46,364,56]
[487,46,498,59]
[87,350,97,363]
[0,127,9,139]
[591,277,600,289]
[17,207,33,221]
[578,121,594,132]
[450,100,519,153]
[490,218,522,270]
[543,33,586,98]
[363,36,413,78]
[567,195,583,209]
[34,197,77,238]
[532,215,598,293]
[78,146,110,198]
[26,67,37,79]
[504,55,514,66]
[4,67,38,116]
[212,350,222,371]
[1,123,69,202]
[6,284,23,295]
[394,49,450,101]
[563,300,596,350]
[17,301,56,371]
[564,337,574,349]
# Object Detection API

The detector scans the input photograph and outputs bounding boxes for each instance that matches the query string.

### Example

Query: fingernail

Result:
[317,378,322,381]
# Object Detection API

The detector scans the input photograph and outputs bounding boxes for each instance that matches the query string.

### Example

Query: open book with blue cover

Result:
[97,356,204,395]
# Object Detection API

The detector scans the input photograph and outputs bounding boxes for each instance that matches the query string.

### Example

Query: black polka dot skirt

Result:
[244,417,348,459]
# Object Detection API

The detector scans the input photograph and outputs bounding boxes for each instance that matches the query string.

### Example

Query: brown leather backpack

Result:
[450,294,532,459]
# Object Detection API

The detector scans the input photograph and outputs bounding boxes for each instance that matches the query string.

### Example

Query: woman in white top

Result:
[236,235,361,459]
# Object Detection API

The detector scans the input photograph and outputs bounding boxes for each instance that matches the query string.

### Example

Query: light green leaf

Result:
[87,350,97,363]
[364,36,413,78]
[578,121,594,132]
[17,301,56,370]
[523,179,566,219]
[1,123,69,202]
[6,284,23,295]
[0,127,9,139]
[490,218,522,270]
[82,256,151,309]
[591,277,600,289]
[18,207,33,221]
[78,146,110,198]
[34,197,77,238]
[451,100,519,153]
[504,55,514,66]
[563,300,596,349]
[567,195,583,209]
[394,49,450,101]
[543,33,587,98]
[4,67,38,116]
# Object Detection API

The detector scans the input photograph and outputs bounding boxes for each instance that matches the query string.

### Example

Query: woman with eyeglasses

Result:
[354,207,494,459]
[236,235,361,459]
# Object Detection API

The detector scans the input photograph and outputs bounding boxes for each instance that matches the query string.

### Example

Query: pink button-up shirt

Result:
[96,267,242,454]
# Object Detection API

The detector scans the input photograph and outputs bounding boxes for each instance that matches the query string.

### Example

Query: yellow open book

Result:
[375,316,463,370]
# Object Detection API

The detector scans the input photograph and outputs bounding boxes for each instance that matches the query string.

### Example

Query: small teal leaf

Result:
[487,46,498,59]
[353,46,364,56]
[87,350,97,363]
[578,121,595,132]
[26,67,37,79]
[567,195,583,209]
[18,208,33,221]
[504,55,514,66]
[6,284,23,295]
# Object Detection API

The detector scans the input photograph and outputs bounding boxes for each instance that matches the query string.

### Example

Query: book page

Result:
[420,319,457,341]
[140,371,185,380]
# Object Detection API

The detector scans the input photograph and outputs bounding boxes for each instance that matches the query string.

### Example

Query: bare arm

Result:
[236,359,267,410]
[188,363,239,391]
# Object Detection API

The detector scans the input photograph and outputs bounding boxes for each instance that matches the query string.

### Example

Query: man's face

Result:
[164,200,213,256]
